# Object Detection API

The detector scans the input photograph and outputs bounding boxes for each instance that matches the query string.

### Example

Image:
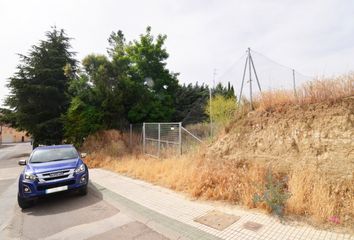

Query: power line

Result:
[250,49,313,79]
[216,52,247,82]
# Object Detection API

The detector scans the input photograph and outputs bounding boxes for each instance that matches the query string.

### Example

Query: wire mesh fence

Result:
[119,122,206,158]
[143,123,181,158]
[216,48,313,102]
[133,122,204,158]
[120,123,143,153]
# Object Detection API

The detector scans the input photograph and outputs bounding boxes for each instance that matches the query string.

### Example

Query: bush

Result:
[205,94,237,126]
[253,168,291,218]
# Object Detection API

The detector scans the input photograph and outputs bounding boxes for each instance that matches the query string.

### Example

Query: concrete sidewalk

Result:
[90,169,353,240]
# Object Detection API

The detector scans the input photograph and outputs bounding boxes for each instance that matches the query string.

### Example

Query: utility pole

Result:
[292,69,297,98]
[238,53,249,106]
[212,68,217,88]
[209,87,213,137]
[210,69,217,138]
[248,48,253,109]
[238,47,262,110]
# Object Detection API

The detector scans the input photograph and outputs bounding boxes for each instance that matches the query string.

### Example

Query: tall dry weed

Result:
[255,73,354,111]
[287,167,353,227]
[84,149,354,230]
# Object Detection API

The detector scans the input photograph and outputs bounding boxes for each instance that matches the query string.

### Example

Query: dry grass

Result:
[82,130,353,232]
[85,147,268,205]
[86,155,353,232]
[82,130,127,154]
[85,151,353,232]
[286,166,353,227]
[255,73,354,111]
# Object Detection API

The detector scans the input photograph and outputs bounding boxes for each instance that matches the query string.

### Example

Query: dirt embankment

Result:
[202,97,353,230]
[209,97,354,177]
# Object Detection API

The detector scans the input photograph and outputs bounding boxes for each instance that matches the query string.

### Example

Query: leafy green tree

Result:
[68,27,179,126]
[63,74,103,145]
[64,96,103,145]
[125,27,179,122]
[5,27,76,146]
[82,54,126,128]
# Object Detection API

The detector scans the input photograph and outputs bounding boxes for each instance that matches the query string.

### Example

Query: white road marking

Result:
[41,213,134,240]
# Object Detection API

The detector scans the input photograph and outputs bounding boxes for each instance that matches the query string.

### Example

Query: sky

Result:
[1,0,354,105]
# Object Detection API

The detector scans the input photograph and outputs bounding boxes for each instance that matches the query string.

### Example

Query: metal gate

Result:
[142,122,203,158]
[143,122,182,158]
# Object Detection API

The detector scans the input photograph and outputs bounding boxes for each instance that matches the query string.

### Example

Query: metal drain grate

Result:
[243,221,263,232]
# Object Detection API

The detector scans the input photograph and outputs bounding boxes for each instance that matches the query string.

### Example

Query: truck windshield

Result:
[30,148,79,163]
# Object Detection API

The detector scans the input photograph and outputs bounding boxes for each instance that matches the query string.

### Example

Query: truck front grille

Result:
[36,169,75,183]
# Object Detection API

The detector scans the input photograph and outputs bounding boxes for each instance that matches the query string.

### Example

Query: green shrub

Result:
[253,168,291,218]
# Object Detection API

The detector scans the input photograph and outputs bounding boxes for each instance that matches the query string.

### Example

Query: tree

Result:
[205,94,237,126]
[5,27,77,146]
[173,83,210,124]
[125,26,179,122]
[213,82,236,100]
[63,74,103,145]
[64,27,182,144]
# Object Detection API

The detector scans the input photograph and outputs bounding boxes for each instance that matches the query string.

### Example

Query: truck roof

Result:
[35,144,75,150]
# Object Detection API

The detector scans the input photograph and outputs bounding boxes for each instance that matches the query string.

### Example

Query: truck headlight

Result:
[24,173,36,181]
[75,164,85,174]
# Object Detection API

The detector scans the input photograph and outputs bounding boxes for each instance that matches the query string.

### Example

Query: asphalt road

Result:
[0,143,169,240]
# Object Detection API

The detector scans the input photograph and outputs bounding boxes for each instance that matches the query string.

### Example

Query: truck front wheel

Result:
[17,195,33,209]
[78,185,87,196]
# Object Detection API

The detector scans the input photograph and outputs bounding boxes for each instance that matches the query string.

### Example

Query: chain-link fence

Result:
[143,123,181,157]
[141,122,203,158]
[119,122,204,158]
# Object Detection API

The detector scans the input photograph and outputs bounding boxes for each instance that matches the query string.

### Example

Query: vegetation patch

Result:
[82,94,354,234]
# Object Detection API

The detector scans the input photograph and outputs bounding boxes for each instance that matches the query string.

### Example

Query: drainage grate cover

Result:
[194,210,240,231]
[243,221,263,232]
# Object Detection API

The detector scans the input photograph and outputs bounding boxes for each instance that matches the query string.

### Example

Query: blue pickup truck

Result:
[17,144,89,209]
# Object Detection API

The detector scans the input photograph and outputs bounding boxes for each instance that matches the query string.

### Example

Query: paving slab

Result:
[87,221,168,240]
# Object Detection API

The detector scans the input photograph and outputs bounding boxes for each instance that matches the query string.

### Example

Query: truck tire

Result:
[17,195,32,209]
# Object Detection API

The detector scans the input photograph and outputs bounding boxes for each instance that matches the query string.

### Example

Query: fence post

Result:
[158,123,161,158]
[143,123,145,154]
[292,69,297,99]
[179,122,182,155]
[209,88,213,138]
[129,124,132,148]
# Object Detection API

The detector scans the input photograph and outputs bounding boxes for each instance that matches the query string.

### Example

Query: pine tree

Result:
[5,27,77,146]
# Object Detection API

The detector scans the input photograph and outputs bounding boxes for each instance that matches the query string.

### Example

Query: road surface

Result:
[0,143,170,240]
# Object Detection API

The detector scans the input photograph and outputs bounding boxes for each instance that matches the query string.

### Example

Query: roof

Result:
[35,144,75,150]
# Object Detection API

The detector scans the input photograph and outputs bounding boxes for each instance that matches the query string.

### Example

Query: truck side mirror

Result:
[80,153,87,158]
[18,159,27,165]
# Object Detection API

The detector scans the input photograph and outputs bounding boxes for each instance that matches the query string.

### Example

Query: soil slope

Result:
[208,97,354,177]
